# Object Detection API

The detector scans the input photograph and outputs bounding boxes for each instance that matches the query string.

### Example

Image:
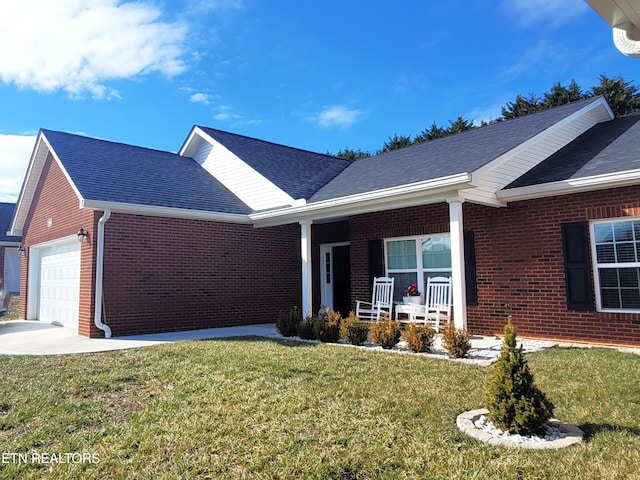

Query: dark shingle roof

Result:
[310,97,601,202]
[506,113,640,188]
[0,203,20,242]
[197,127,351,200]
[43,130,250,215]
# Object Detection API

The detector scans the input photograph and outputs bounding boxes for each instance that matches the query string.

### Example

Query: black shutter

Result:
[561,222,594,311]
[464,231,478,306]
[367,239,384,293]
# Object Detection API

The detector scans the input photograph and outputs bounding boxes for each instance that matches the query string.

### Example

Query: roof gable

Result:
[183,127,350,208]
[310,98,606,204]
[41,130,249,215]
[11,130,252,234]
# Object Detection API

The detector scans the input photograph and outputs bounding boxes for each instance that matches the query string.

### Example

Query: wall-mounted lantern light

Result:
[77,227,89,243]
[17,244,26,256]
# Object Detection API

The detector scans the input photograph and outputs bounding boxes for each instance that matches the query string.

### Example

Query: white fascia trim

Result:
[80,199,252,224]
[10,132,85,236]
[498,169,640,201]
[472,98,614,183]
[250,173,472,226]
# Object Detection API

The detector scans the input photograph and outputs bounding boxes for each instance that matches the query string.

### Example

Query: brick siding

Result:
[101,214,301,336]
[19,154,98,335]
[347,186,640,347]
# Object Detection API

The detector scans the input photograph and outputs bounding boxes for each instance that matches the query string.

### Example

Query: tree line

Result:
[332,74,640,160]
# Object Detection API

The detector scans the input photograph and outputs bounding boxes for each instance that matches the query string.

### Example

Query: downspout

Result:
[613,22,640,58]
[94,208,112,338]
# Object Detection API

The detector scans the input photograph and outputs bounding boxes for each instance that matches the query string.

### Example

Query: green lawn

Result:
[0,338,639,479]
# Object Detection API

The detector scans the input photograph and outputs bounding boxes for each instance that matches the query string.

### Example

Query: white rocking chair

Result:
[409,276,452,331]
[355,277,394,322]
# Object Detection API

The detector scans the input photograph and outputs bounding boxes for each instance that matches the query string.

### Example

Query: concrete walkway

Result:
[0,320,283,355]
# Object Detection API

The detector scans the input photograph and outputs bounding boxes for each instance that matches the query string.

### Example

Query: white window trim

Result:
[384,234,452,298]
[590,217,640,314]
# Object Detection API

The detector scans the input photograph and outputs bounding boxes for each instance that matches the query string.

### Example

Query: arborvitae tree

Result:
[486,317,554,435]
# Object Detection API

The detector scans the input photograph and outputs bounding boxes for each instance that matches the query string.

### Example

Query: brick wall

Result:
[464,185,640,347]
[349,204,450,311]
[19,154,98,334]
[346,186,640,347]
[101,214,301,336]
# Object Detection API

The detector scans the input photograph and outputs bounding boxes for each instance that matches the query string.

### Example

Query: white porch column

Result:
[447,197,467,330]
[300,220,313,316]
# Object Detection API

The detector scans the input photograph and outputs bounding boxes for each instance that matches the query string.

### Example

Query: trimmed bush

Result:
[276,307,302,337]
[402,323,435,353]
[486,317,554,435]
[297,315,317,340]
[442,321,471,359]
[340,312,370,346]
[314,307,342,343]
[370,317,402,349]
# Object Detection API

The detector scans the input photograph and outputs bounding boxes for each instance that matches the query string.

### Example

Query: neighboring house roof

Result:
[310,97,603,203]
[0,203,21,243]
[506,113,640,188]
[195,127,350,200]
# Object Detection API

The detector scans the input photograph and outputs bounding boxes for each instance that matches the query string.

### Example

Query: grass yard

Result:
[0,295,20,321]
[0,338,639,479]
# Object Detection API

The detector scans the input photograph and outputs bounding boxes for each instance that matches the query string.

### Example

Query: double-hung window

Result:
[385,234,451,302]
[591,219,640,312]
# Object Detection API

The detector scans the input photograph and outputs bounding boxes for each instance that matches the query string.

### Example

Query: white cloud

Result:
[0,1,187,99]
[0,135,36,203]
[190,93,211,104]
[502,0,589,28]
[313,105,364,129]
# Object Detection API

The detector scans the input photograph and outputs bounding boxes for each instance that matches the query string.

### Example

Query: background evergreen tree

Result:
[592,74,640,117]
[486,317,554,435]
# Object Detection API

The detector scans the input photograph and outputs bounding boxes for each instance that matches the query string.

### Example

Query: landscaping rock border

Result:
[457,409,584,449]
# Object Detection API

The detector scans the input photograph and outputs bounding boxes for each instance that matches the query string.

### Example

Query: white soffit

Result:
[183,127,302,212]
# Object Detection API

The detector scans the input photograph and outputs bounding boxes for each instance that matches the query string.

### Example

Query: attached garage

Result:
[28,238,81,329]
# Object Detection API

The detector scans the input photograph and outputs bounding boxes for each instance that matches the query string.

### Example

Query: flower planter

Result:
[403,296,423,305]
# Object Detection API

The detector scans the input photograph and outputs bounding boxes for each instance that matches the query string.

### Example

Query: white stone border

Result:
[457,409,584,449]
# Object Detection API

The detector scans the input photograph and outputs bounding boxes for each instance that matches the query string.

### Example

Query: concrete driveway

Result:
[0,320,282,355]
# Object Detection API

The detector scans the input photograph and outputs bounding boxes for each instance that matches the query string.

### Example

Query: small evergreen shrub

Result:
[297,315,318,340]
[402,323,435,353]
[340,311,370,345]
[442,321,471,358]
[276,307,302,337]
[314,307,342,343]
[370,316,402,349]
[486,317,554,435]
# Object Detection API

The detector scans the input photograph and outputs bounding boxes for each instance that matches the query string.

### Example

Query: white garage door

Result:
[38,241,81,329]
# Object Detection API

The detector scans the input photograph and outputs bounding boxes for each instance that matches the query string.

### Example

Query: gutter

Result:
[94,208,112,338]
[613,22,640,57]
[249,173,472,226]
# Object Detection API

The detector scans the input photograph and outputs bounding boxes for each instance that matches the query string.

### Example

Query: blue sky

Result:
[0,0,638,202]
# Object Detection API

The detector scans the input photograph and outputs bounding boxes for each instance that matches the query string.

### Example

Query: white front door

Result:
[36,241,81,328]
